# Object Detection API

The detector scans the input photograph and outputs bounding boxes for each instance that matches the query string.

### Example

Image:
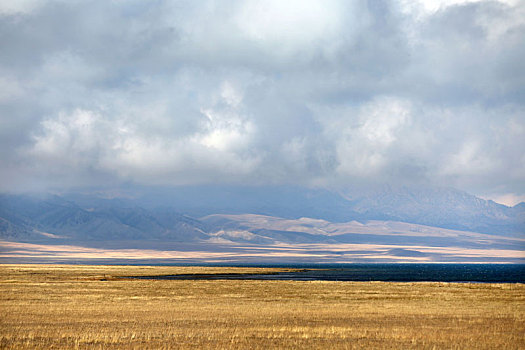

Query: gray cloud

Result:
[0,0,524,204]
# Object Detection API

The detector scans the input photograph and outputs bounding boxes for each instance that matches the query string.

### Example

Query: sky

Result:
[0,0,524,205]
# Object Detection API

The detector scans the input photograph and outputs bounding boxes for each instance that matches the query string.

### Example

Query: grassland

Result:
[0,265,524,349]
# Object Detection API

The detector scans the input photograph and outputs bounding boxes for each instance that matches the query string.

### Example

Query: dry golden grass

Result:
[0,264,524,349]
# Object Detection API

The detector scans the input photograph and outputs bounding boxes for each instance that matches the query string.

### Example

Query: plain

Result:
[0,264,524,349]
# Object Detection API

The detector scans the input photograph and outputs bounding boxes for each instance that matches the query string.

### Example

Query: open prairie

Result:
[1,265,524,349]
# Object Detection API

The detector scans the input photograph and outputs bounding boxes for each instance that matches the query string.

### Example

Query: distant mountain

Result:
[1,190,523,264]
[339,185,525,235]
[201,213,523,250]
[0,194,207,242]
[122,185,356,222]
[120,185,524,236]
[1,185,523,245]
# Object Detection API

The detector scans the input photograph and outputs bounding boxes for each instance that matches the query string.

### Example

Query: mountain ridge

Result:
[1,188,523,264]
[1,185,523,244]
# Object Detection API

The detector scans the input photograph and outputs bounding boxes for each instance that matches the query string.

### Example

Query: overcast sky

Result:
[0,0,524,205]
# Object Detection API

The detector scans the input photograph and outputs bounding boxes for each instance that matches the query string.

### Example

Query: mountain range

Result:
[67,185,525,234]
[0,185,523,263]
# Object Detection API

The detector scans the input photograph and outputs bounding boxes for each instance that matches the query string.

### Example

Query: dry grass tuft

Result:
[1,264,524,349]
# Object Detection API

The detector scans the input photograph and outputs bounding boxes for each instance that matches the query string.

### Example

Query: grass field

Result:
[0,265,524,349]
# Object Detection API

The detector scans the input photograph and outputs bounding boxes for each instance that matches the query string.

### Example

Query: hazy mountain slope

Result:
[1,192,523,264]
[0,194,207,242]
[123,186,358,222]
[341,186,524,235]
[1,184,523,246]
[126,185,524,235]
[201,214,524,250]
[0,216,36,240]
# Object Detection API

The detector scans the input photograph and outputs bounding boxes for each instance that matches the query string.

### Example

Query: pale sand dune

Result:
[1,240,523,263]
[202,214,524,240]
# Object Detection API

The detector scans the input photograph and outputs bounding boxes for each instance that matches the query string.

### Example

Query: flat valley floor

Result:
[0,265,524,349]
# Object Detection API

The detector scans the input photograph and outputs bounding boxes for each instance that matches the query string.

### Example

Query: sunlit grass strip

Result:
[1,265,524,349]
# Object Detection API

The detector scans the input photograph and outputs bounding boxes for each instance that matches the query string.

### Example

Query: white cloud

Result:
[0,0,524,199]
[0,0,42,15]
[359,98,411,146]
[236,0,347,57]
[323,97,412,177]
[399,0,521,17]
[439,138,497,183]
[28,98,260,186]
[490,193,525,206]
[31,109,105,165]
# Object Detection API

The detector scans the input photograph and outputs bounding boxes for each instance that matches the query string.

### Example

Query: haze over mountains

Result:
[1,185,523,264]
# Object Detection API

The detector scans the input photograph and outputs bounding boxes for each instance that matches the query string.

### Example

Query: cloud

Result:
[0,0,43,15]
[0,0,524,201]
[489,193,525,207]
